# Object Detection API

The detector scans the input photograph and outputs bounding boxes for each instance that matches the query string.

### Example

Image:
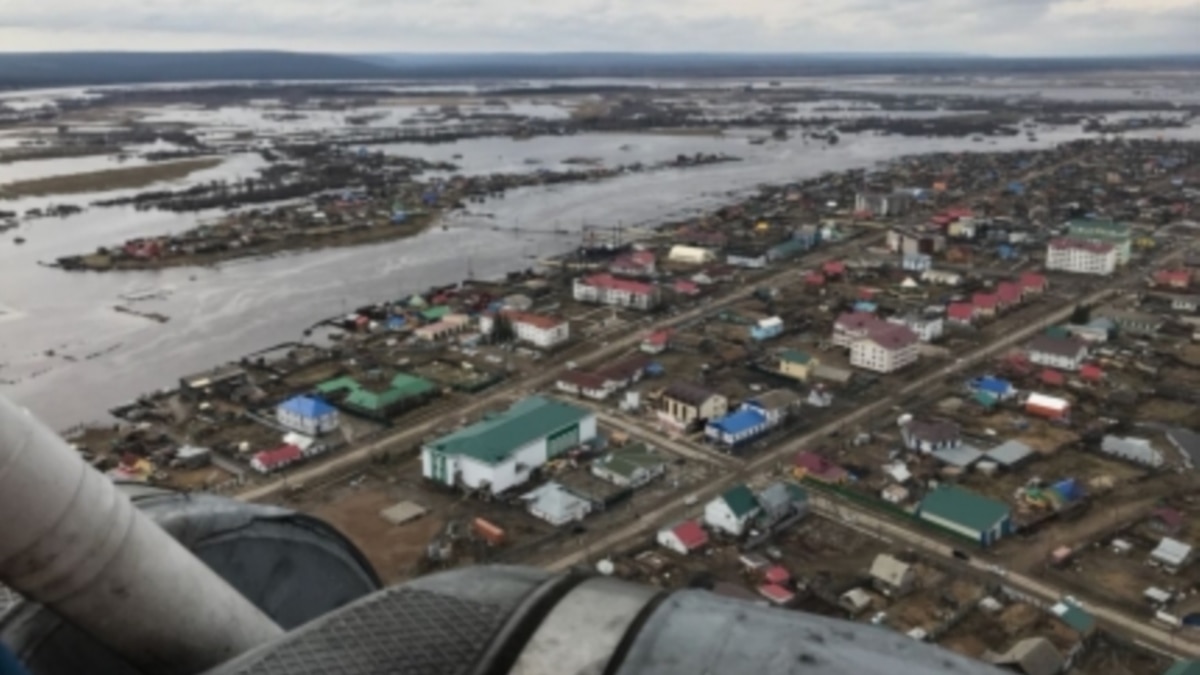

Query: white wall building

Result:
[276,396,339,436]
[480,312,570,348]
[888,314,944,343]
[573,274,659,310]
[703,485,762,537]
[1026,335,1088,371]
[422,397,597,496]
[1045,238,1118,276]
[850,324,921,373]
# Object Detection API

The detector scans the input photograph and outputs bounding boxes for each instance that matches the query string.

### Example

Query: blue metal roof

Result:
[971,376,1012,396]
[709,408,767,435]
[280,395,337,419]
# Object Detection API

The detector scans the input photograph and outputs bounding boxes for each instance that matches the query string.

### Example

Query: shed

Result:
[985,440,1034,467]
[869,554,915,597]
[379,501,428,526]
[1026,392,1069,420]
[657,520,709,555]
[932,444,984,468]
[987,637,1063,675]
[1151,537,1193,572]
[1101,435,1164,467]
[1051,601,1095,635]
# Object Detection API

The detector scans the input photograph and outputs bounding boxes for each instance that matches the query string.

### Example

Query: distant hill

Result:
[0,51,392,89]
[2,51,1199,91]
[358,52,1200,78]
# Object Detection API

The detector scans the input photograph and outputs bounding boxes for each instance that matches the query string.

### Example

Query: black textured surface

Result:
[1,490,381,675]
[222,588,504,675]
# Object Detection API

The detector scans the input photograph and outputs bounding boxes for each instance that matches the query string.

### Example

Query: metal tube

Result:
[0,395,282,675]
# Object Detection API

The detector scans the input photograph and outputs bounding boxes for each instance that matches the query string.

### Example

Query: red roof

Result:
[1049,238,1114,255]
[1079,364,1104,381]
[254,444,302,469]
[795,451,849,482]
[611,251,656,271]
[674,280,701,295]
[804,271,826,285]
[764,565,791,585]
[823,260,847,276]
[758,584,795,604]
[1019,272,1048,290]
[947,302,975,321]
[1152,507,1185,530]
[1154,269,1191,288]
[946,207,974,219]
[996,282,1023,305]
[973,292,999,310]
[581,274,655,296]
[1041,369,1066,386]
[643,330,671,346]
[835,311,879,332]
[930,215,954,226]
[671,520,709,550]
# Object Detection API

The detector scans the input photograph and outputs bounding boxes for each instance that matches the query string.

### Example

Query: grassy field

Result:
[0,156,222,197]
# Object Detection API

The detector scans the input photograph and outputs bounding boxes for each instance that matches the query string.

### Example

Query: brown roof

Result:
[863,322,919,350]
[904,419,960,444]
[1027,334,1087,359]
[663,381,719,407]
[559,370,608,390]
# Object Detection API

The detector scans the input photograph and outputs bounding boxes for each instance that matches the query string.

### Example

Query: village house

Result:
[555,370,612,400]
[779,349,819,381]
[902,419,961,454]
[947,302,976,325]
[704,484,762,537]
[755,482,808,528]
[658,382,728,429]
[1154,269,1192,290]
[480,311,570,349]
[793,451,850,484]
[1026,334,1089,371]
[887,312,944,342]
[276,395,339,436]
[656,520,709,555]
[973,292,1000,319]
[1019,272,1049,295]
[591,444,667,488]
[609,250,657,277]
[573,274,660,310]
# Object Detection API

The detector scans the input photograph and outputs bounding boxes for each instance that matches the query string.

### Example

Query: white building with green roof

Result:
[1067,218,1132,264]
[422,396,596,495]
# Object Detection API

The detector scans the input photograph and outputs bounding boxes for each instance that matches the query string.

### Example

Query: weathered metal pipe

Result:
[0,395,282,675]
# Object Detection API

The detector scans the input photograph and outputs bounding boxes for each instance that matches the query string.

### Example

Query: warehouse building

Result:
[917,485,1013,547]
[421,396,597,496]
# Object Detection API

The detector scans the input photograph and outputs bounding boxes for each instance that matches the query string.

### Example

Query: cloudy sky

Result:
[0,0,1196,55]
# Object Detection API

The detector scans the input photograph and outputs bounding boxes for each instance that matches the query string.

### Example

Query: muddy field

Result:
[0,157,221,197]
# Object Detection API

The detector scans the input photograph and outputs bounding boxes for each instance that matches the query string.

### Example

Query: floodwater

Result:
[1,94,1199,428]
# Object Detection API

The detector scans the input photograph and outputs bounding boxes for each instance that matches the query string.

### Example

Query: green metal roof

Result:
[1055,602,1096,634]
[316,376,358,394]
[425,396,590,465]
[780,349,814,365]
[1164,661,1200,675]
[920,485,1010,532]
[421,305,451,321]
[1067,218,1130,241]
[721,484,761,518]
[321,373,435,412]
[390,373,435,397]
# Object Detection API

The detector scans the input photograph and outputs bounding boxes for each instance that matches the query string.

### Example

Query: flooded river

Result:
[2,100,1199,428]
